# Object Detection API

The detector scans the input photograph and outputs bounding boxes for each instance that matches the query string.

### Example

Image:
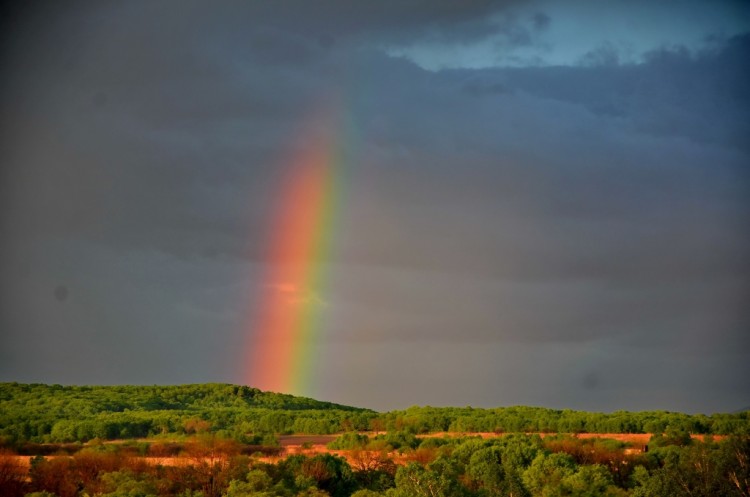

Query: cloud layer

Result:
[1,1,748,412]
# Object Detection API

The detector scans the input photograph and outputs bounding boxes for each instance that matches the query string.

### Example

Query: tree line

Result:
[1,383,748,447]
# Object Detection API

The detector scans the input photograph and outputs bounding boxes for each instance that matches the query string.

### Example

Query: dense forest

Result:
[1,383,749,497]
[1,383,748,446]
[0,383,371,445]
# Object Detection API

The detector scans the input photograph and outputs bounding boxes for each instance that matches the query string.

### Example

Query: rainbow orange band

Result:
[246,105,351,395]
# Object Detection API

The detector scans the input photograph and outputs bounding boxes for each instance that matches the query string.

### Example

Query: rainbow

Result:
[245,103,354,396]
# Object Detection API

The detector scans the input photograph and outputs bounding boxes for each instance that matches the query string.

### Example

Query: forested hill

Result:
[1,382,748,446]
[0,382,364,412]
[0,382,374,444]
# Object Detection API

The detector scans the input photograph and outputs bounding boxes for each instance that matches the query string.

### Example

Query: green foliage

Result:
[327,433,369,450]
[300,454,356,497]
[522,452,577,496]
[2,383,748,448]
[416,437,447,450]
[563,465,625,497]
[648,429,692,448]
[350,490,384,497]
[373,432,419,452]
[99,469,159,497]
[220,465,284,497]
[0,383,373,444]
[632,437,750,497]
[2,383,750,497]
[12,423,749,497]
[467,446,505,494]
[392,461,466,497]
[381,405,750,437]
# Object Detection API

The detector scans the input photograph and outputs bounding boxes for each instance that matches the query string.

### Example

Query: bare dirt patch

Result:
[6,432,724,470]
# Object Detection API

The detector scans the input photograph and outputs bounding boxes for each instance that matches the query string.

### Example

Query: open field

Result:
[5,431,656,475]
[7,430,724,469]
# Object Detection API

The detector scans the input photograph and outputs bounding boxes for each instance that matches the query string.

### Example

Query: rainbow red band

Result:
[245,106,349,395]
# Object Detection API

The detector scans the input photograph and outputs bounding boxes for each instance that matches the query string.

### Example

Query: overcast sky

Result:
[1,0,749,413]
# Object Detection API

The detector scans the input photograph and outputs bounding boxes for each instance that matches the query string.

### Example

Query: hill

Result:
[0,382,365,412]
[0,382,374,445]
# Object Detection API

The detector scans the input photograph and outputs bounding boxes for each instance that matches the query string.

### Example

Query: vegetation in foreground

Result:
[0,383,748,497]
[1,432,748,497]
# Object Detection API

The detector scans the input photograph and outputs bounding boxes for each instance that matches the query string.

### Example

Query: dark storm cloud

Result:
[322,37,750,374]
[0,1,747,411]
[579,42,622,66]
[531,12,551,31]
[455,34,750,149]
[205,0,520,44]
